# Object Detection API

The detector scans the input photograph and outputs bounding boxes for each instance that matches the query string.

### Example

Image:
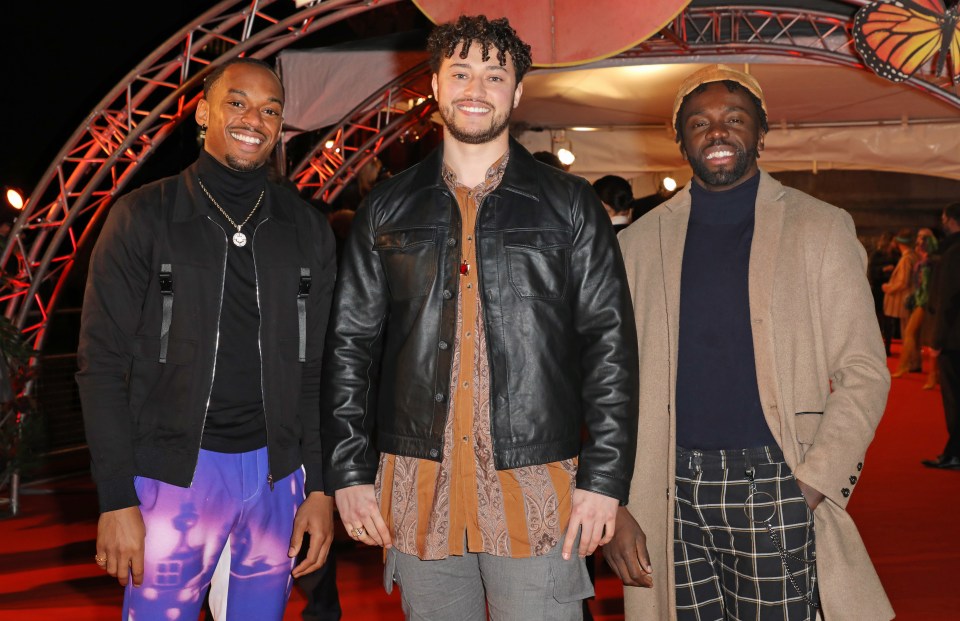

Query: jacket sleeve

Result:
[568,179,640,504]
[75,195,153,513]
[792,209,891,510]
[318,198,390,491]
[299,213,337,495]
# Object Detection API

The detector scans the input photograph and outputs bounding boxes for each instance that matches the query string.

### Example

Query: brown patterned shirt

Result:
[375,153,577,560]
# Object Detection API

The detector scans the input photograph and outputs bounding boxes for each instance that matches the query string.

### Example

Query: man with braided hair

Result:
[320,14,639,620]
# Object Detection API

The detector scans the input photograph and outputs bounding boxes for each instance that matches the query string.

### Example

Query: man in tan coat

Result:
[608,64,893,620]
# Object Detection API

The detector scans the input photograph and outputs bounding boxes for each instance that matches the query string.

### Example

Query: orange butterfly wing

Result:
[853,0,959,82]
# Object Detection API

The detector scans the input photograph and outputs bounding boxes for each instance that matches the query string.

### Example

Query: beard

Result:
[439,100,512,145]
[687,141,759,187]
[225,153,267,172]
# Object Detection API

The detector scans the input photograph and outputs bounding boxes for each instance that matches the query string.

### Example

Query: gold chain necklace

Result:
[197,176,265,247]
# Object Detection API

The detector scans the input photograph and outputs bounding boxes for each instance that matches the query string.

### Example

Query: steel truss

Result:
[2,1,958,509]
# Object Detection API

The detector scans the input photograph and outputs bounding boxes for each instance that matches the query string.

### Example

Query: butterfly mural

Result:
[853,0,960,83]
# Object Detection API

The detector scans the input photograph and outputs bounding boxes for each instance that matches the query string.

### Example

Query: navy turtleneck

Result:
[675,171,776,450]
[196,150,269,453]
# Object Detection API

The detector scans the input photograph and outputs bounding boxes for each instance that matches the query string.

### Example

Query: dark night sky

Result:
[1,1,430,214]
[2,1,223,200]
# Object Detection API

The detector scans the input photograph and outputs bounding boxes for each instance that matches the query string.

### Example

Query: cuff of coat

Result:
[304,464,325,495]
[575,471,630,505]
[96,476,140,513]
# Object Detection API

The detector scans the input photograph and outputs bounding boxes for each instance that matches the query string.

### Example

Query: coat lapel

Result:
[658,188,691,395]
[749,171,787,446]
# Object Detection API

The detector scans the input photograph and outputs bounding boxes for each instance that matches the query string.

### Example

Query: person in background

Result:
[894,228,937,379]
[592,174,635,233]
[76,57,337,620]
[320,14,638,620]
[867,230,900,356]
[922,202,960,470]
[532,150,566,170]
[613,63,892,620]
[882,228,918,368]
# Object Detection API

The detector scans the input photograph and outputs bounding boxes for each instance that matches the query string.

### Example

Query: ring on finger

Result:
[94,553,107,566]
[352,526,365,538]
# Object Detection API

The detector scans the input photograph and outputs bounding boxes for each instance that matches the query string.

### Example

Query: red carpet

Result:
[1,346,957,620]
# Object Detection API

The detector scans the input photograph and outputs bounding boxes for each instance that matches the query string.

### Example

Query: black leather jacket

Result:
[320,140,639,503]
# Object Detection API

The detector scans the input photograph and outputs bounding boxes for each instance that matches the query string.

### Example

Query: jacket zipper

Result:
[192,215,229,486]
[251,218,274,491]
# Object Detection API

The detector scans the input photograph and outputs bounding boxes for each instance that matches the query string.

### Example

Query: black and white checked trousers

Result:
[674,445,819,621]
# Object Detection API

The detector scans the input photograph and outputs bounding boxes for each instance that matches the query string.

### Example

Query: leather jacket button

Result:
[841,487,850,497]
[446,237,457,247]
[434,393,445,402]
[443,289,453,300]
[438,340,449,350]
[429,448,439,458]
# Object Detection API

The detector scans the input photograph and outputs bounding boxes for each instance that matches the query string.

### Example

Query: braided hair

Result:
[427,15,533,82]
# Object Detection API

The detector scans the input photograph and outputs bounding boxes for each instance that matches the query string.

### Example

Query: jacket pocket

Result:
[504,229,571,300]
[794,411,823,447]
[374,227,437,300]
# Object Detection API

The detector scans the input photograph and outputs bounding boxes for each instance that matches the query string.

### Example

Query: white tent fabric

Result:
[278,43,960,183]
[516,120,960,193]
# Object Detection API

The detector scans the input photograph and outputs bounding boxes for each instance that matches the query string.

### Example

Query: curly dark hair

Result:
[674,80,768,144]
[427,15,533,82]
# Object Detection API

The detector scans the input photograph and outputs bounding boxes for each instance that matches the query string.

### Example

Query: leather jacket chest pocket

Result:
[374,227,438,300]
[504,230,571,300]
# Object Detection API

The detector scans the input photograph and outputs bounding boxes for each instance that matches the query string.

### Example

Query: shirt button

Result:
[465,331,472,338]
[443,290,453,300]
[462,435,469,443]
[438,341,449,350]
[462,381,470,389]
[434,393,445,402]
[446,237,457,247]
[467,235,473,241]
[466,283,472,289]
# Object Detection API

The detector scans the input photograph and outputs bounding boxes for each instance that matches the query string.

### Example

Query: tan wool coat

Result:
[617,171,894,621]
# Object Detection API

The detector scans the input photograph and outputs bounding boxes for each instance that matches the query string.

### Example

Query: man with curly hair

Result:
[319,14,640,619]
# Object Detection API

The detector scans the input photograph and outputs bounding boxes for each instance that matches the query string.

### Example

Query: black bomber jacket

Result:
[76,160,336,513]
[319,139,639,503]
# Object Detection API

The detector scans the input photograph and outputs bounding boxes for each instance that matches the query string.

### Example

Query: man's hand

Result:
[796,479,825,511]
[561,489,619,560]
[334,484,392,548]
[97,506,146,587]
[603,506,653,588]
[289,492,335,578]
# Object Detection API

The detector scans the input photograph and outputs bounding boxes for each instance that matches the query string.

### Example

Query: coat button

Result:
[446,237,457,247]
[857,462,863,471]
[429,448,439,458]
[443,289,452,300]
[438,340,449,350]
[849,475,858,485]
[841,488,850,497]
[434,393,445,402]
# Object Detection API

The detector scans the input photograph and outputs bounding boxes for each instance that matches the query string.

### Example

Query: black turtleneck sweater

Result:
[196,151,268,453]
[675,172,776,450]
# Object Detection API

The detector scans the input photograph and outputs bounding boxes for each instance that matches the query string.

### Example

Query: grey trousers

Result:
[384,536,593,621]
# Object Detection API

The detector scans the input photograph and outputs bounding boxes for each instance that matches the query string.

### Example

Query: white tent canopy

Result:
[278,41,960,193]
